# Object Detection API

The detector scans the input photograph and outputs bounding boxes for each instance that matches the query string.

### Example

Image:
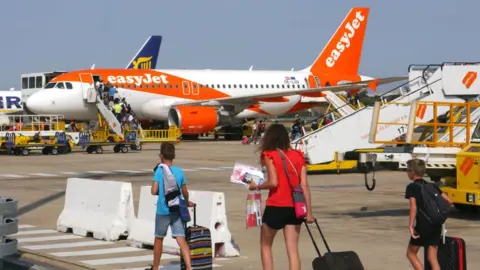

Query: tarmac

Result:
[1,140,480,269]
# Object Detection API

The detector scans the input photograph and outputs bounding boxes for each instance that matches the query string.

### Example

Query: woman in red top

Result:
[249,124,314,270]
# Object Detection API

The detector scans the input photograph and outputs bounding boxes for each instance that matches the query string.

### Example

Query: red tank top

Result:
[261,149,305,207]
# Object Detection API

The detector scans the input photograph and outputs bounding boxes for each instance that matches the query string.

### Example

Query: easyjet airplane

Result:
[26,7,406,139]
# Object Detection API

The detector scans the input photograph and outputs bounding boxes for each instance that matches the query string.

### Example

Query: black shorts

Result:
[262,206,303,230]
[409,224,442,247]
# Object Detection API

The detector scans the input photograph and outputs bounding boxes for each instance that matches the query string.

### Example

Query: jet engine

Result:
[168,106,232,135]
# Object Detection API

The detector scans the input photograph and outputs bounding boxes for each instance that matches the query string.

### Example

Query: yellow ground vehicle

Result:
[78,129,139,154]
[359,100,480,210]
[0,115,74,156]
[76,125,181,154]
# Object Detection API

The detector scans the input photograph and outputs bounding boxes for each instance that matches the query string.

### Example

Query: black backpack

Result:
[416,181,449,226]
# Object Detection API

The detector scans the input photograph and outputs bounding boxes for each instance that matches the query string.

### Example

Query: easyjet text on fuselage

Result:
[326,11,365,68]
[107,73,169,86]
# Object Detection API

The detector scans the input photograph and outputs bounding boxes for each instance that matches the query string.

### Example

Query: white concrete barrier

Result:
[57,178,135,241]
[128,186,240,257]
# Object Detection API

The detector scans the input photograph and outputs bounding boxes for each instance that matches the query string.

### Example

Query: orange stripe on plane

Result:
[52,69,231,100]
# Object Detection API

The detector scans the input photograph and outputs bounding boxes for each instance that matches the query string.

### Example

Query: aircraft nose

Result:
[26,91,51,114]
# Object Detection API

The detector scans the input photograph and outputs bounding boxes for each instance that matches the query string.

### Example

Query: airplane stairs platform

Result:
[292,62,480,171]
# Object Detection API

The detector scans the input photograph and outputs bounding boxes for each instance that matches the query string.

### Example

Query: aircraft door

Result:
[182,81,191,96]
[307,75,321,88]
[80,73,96,102]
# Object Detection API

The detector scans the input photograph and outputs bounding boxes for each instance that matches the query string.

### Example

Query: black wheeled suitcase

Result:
[305,219,365,270]
[424,235,467,270]
[180,204,213,270]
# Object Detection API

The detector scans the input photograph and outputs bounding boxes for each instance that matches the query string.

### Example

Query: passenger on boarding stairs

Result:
[149,143,195,270]
[248,124,314,270]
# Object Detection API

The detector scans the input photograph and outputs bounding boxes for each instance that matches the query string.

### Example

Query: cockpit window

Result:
[45,82,56,89]
[55,82,65,89]
[65,82,73,89]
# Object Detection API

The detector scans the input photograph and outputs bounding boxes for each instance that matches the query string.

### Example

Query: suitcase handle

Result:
[193,203,196,227]
[304,219,332,256]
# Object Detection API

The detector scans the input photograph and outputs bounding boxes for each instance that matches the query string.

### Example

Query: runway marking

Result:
[17,235,83,243]
[14,229,58,236]
[80,254,177,265]
[192,167,225,171]
[0,166,233,179]
[28,173,58,177]
[85,171,110,174]
[118,264,223,270]
[61,172,80,175]
[14,224,226,269]
[0,174,25,178]
[181,168,200,172]
[311,184,364,190]
[23,240,114,250]
[18,224,36,229]
[114,170,144,174]
[49,246,142,257]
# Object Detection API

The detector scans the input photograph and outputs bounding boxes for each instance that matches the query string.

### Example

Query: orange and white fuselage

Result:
[25,7,406,135]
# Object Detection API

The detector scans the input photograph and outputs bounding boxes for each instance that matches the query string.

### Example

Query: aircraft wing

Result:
[171,76,407,107]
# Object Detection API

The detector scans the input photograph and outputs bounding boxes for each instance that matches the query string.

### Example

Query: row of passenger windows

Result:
[110,83,307,90]
[42,81,307,91]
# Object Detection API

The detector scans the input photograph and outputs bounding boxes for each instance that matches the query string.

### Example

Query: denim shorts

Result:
[155,213,185,238]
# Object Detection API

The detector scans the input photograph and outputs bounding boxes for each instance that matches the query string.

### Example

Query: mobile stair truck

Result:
[358,99,480,213]
[291,63,476,174]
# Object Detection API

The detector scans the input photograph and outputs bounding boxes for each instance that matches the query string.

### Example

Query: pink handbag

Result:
[277,149,307,219]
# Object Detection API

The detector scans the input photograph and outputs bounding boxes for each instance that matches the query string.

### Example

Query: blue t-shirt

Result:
[109,87,116,97]
[153,165,187,215]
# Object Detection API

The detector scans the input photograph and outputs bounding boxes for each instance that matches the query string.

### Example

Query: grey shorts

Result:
[155,214,185,238]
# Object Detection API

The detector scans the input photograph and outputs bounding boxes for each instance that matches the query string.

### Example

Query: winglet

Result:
[304,7,370,76]
[367,79,379,92]
[126,35,162,69]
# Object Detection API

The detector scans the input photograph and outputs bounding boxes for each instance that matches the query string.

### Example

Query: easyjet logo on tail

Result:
[107,74,169,86]
[460,157,475,176]
[462,71,477,89]
[326,11,366,68]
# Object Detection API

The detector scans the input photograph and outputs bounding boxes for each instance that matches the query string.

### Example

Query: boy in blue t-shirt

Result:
[150,142,194,270]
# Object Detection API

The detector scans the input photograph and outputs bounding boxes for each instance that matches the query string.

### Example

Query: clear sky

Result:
[1,0,478,91]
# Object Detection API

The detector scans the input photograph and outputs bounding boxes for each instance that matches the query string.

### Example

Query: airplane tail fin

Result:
[126,35,162,69]
[303,7,369,76]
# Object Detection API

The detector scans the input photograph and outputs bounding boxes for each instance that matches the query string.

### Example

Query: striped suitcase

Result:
[181,205,213,270]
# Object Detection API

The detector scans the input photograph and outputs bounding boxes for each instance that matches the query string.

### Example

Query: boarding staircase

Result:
[436,100,480,143]
[81,74,125,139]
[113,92,147,139]
[291,63,478,165]
[323,92,356,116]
[95,95,123,137]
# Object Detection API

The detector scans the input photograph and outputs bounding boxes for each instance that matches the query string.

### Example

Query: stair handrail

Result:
[292,75,442,148]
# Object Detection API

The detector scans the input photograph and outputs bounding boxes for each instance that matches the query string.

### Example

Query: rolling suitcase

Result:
[424,235,466,270]
[180,204,213,270]
[305,219,365,270]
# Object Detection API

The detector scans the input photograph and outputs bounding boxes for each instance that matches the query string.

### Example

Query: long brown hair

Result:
[258,124,291,153]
